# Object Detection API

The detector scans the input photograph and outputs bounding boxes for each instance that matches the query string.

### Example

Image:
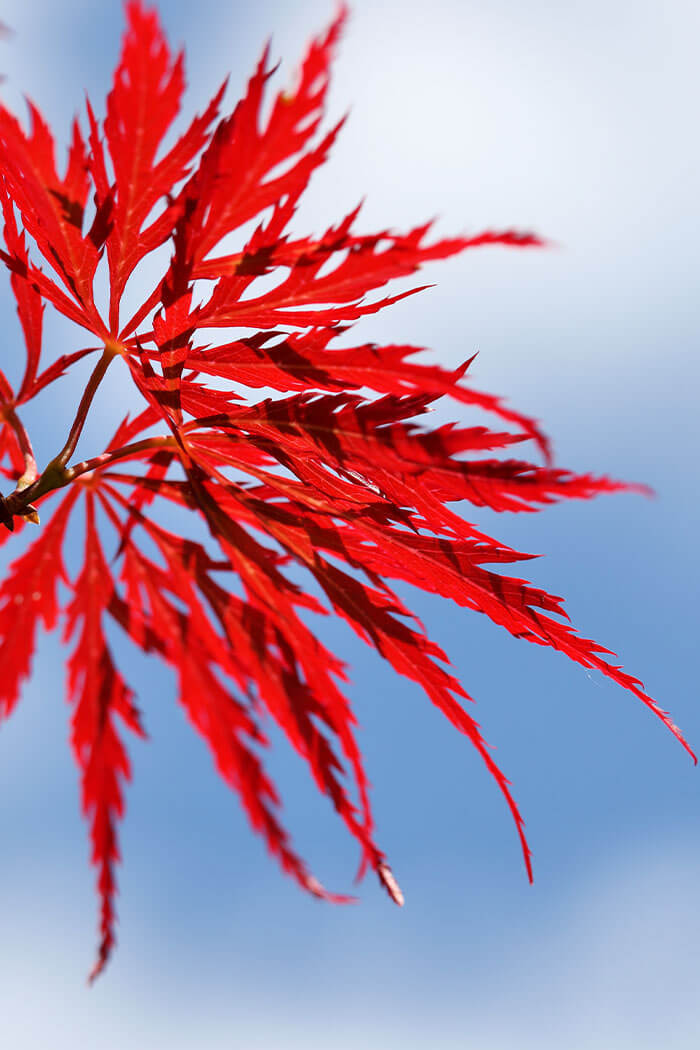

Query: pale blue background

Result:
[0,1,698,1046]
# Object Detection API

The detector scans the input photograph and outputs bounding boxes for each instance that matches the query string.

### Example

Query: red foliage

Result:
[0,2,692,980]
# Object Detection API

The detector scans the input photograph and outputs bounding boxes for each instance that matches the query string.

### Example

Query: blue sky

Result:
[0,0,698,1046]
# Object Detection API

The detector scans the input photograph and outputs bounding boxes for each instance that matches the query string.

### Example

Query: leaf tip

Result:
[378,862,404,907]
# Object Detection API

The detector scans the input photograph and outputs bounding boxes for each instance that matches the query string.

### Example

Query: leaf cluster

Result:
[0,2,690,980]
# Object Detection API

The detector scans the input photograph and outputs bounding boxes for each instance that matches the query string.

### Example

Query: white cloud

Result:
[1,836,699,1049]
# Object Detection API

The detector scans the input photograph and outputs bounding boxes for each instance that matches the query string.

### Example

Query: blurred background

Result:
[0,0,698,1046]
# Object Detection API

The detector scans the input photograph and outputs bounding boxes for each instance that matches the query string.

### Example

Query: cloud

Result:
[1,835,699,1049]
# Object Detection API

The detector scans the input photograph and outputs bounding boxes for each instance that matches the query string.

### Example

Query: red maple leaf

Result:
[0,2,692,981]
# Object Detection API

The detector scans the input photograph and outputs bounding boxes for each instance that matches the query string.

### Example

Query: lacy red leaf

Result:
[0,1,691,980]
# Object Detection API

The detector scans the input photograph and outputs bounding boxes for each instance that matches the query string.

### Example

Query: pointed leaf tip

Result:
[378,863,404,906]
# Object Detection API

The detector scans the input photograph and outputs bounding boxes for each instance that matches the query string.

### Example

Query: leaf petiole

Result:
[65,435,177,483]
[3,342,131,518]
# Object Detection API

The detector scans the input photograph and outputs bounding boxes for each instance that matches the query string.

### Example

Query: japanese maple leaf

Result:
[0,1,692,981]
